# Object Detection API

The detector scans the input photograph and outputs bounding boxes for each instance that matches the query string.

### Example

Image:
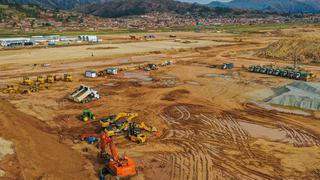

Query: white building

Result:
[0,38,32,47]
[78,35,98,43]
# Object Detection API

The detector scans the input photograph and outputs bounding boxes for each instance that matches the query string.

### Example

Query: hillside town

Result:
[1,9,320,32]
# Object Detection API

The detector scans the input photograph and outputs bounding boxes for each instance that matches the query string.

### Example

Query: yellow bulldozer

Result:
[64,74,73,82]
[21,77,33,85]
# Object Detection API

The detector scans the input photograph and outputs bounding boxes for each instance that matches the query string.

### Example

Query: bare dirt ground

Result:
[0,31,320,180]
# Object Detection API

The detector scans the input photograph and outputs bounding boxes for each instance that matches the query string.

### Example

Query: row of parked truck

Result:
[248,65,316,81]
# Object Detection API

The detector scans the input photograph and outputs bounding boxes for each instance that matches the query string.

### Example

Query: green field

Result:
[0,22,315,38]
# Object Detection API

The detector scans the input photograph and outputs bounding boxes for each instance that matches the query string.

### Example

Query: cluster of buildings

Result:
[0,35,99,47]
[2,9,320,33]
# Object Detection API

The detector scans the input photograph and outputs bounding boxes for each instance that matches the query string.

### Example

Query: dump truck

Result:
[69,85,100,103]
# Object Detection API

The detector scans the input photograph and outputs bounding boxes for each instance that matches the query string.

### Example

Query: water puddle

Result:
[238,121,290,143]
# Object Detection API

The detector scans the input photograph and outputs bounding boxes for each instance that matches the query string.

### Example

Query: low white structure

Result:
[78,35,98,43]
[0,38,32,47]
[106,68,118,75]
[85,71,97,78]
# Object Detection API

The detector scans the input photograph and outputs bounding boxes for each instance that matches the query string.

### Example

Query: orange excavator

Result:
[99,131,136,179]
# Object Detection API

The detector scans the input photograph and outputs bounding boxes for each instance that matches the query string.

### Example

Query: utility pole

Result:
[293,49,298,71]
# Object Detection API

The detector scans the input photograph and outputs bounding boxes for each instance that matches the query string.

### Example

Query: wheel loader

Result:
[36,76,45,84]
[46,75,54,83]
[21,77,33,85]
[3,85,20,94]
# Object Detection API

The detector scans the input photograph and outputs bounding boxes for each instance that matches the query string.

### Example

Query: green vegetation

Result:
[0,22,312,38]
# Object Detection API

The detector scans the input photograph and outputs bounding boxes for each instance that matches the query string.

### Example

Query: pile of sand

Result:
[256,38,320,63]
[267,82,320,110]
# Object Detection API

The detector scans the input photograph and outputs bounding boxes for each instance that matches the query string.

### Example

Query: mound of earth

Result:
[267,82,320,110]
[257,38,320,63]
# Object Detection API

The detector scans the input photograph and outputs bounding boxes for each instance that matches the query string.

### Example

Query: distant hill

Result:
[207,0,320,13]
[0,0,106,9]
[77,0,245,18]
[0,0,258,18]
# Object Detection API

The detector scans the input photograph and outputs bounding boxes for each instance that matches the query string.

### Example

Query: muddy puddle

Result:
[238,121,289,142]
[123,72,153,82]
[202,73,232,79]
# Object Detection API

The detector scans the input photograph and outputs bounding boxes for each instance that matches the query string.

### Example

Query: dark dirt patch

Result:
[161,89,190,101]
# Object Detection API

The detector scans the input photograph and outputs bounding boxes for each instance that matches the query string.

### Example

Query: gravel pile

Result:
[267,82,320,110]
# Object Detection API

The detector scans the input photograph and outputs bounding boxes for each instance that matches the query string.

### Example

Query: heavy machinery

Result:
[21,77,33,85]
[127,123,146,144]
[80,110,96,122]
[221,63,234,70]
[135,122,157,132]
[3,85,20,94]
[248,65,317,81]
[69,85,100,103]
[79,134,99,144]
[36,76,45,84]
[99,131,136,179]
[64,73,73,82]
[20,88,31,95]
[144,64,158,71]
[46,75,54,83]
[100,113,138,129]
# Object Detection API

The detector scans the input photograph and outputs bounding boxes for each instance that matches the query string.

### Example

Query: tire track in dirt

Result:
[279,123,320,147]
[157,104,278,180]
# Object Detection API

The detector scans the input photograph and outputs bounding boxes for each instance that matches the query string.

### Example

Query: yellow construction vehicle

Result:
[100,113,138,128]
[135,122,157,132]
[46,75,54,83]
[128,123,146,144]
[36,76,45,84]
[20,88,31,95]
[64,74,73,82]
[3,85,20,94]
[21,77,33,85]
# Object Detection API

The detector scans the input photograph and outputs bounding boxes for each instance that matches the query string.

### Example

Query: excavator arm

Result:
[100,132,119,161]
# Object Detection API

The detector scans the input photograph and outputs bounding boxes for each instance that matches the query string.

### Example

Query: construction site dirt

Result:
[0,31,320,180]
